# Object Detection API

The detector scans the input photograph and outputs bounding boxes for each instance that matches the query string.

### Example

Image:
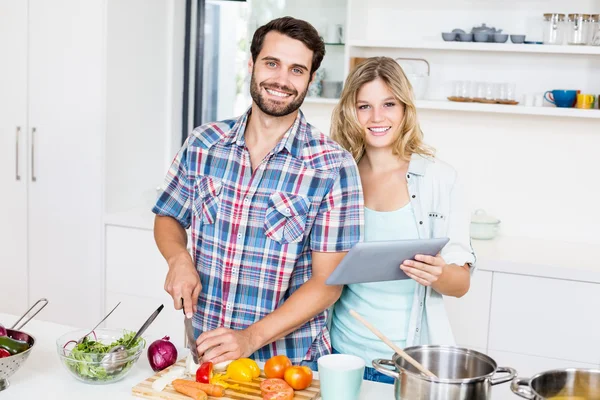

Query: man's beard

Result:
[250,72,308,117]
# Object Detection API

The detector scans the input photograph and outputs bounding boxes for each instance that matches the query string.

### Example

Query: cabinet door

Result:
[489,273,600,364]
[27,0,105,326]
[0,0,29,314]
[444,270,493,350]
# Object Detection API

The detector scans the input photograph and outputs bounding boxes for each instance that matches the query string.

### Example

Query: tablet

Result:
[325,237,450,285]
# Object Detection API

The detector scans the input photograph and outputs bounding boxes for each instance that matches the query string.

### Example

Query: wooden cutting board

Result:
[132,359,321,400]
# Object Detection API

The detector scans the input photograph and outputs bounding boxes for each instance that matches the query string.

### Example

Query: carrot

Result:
[172,380,208,400]
[172,379,225,397]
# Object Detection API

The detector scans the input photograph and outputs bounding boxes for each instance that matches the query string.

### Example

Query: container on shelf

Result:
[589,14,600,45]
[567,13,588,45]
[542,13,565,45]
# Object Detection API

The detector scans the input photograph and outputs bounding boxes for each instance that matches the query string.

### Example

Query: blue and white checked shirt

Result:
[152,109,363,362]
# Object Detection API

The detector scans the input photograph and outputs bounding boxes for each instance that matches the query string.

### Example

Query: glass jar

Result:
[590,14,600,45]
[543,13,565,45]
[567,13,587,45]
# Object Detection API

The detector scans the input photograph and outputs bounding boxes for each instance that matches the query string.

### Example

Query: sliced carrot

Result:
[172,379,225,397]
[172,380,208,400]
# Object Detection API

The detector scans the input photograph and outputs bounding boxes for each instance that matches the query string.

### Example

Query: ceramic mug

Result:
[576,94,595,109]
[544,90,577,108]
[318,354,365,400]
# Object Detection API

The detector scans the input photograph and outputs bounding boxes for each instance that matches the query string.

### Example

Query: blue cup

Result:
[318,354,365,400]
[544,90,577,108]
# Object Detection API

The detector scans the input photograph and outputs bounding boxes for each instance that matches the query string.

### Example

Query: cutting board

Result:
[132,359,321,400]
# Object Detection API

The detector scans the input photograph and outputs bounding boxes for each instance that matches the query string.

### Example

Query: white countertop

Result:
[472,236,600,283]
[0,313,392,400]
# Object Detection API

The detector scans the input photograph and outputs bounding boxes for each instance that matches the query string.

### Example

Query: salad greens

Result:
[63,331,145,382]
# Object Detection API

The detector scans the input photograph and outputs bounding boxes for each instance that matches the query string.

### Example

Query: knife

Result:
[182,298,199,364]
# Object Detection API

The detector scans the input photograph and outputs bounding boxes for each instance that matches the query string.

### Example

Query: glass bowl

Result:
[56,328,146,384]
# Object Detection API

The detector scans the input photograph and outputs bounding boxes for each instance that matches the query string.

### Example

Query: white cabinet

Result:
[105,226,184,346]
[0,0,28,314]
[444,270,493,350]
[0,0,104,325]
[488,273,600,365]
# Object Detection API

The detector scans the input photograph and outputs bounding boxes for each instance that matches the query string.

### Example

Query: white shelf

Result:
[349,40,600,56]
[304,97,339,105]
[416,100,600,119]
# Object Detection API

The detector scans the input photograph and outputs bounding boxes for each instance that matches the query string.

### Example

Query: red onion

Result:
[147,336,178,372]
[0,323,6,337]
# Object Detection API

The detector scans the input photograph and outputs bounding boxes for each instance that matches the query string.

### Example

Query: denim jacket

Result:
[404,153,476,347]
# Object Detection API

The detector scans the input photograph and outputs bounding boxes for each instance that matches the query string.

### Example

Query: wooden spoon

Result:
[349,309,438,379]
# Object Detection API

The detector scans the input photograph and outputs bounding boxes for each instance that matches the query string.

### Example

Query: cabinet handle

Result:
[15,126,21,181]
[31,127,37,182]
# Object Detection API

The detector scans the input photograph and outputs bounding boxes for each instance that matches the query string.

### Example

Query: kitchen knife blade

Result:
[182,299,199,364]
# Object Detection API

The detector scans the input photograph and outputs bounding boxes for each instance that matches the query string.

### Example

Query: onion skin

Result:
[147,336,178,372]
[0,324,6,337]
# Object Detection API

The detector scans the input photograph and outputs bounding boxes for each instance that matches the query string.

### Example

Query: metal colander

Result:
[0,298,48,391]
[0,330,36,391]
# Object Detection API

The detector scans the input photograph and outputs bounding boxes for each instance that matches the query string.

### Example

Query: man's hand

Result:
[400,254,446,287]
[164,252,201,317]
[196,328,257,365]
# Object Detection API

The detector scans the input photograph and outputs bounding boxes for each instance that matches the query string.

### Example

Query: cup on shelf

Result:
[544,90,577,108]
[576,94,596,109]
[534,93,545,107]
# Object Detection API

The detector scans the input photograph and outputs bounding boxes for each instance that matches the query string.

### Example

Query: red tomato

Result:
[284,365,313,390]
[263,391,294,400]
[260,378,293,397]
[264,355,292,379]
[0,348,11,358]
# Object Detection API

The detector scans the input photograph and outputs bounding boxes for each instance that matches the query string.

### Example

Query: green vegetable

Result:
[63,330,145,382]
[0,336,30,355]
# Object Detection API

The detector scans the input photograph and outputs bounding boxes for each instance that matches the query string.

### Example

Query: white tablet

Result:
[325,238,450,285]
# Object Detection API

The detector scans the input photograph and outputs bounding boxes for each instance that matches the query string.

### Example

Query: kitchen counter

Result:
[0,313,393,400]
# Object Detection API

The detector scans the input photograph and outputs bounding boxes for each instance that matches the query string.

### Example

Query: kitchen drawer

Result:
[487,350,598,400]
[444,270,493,350]
[488,273,600,364]
[105,291,185,348]
[106,225,167,298]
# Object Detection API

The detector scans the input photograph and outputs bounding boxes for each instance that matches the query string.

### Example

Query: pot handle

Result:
[489,366,517,386]
[510,377,535,399]
[372,359,400,380]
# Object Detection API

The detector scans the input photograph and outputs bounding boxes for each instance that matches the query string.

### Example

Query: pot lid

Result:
[471,209,500,224]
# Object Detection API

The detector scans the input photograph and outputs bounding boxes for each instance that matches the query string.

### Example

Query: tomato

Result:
[264,355,292,379]
[260,378,293,397]
[196,361,213,383]
[226,359,254,382]
[263,391,294,400]
[238,358,260,379]
[0,348,11,358]
[284,365,313,390]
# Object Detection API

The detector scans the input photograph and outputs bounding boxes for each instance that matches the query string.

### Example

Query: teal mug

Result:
[318,354,365,400]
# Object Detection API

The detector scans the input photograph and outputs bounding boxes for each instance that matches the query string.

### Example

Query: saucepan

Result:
[373,345,516,400]
[511,368,600,399]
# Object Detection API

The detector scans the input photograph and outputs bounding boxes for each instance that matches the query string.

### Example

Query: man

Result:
[152,16,363,368]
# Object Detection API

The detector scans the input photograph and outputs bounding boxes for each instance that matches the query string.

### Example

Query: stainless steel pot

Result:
[511,368,600,399]
[372,345,516,400]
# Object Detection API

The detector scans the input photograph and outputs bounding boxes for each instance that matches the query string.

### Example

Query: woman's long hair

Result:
[331,57,434,162]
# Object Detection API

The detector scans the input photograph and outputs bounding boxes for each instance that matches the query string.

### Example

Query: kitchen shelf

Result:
[416,100,600,119]
[349,40,600,56]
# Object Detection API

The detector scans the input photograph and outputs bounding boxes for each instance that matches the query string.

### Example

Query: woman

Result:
[329,57,475,384]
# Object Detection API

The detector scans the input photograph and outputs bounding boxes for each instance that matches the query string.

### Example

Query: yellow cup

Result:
[576,94,595,109]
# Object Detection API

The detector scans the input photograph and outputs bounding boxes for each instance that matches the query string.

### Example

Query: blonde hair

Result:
[331,57,434,162]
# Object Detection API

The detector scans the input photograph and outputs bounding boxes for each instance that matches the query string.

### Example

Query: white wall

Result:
[302,99,600,245]
[105,0,185,213]
[301,0,600,245]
